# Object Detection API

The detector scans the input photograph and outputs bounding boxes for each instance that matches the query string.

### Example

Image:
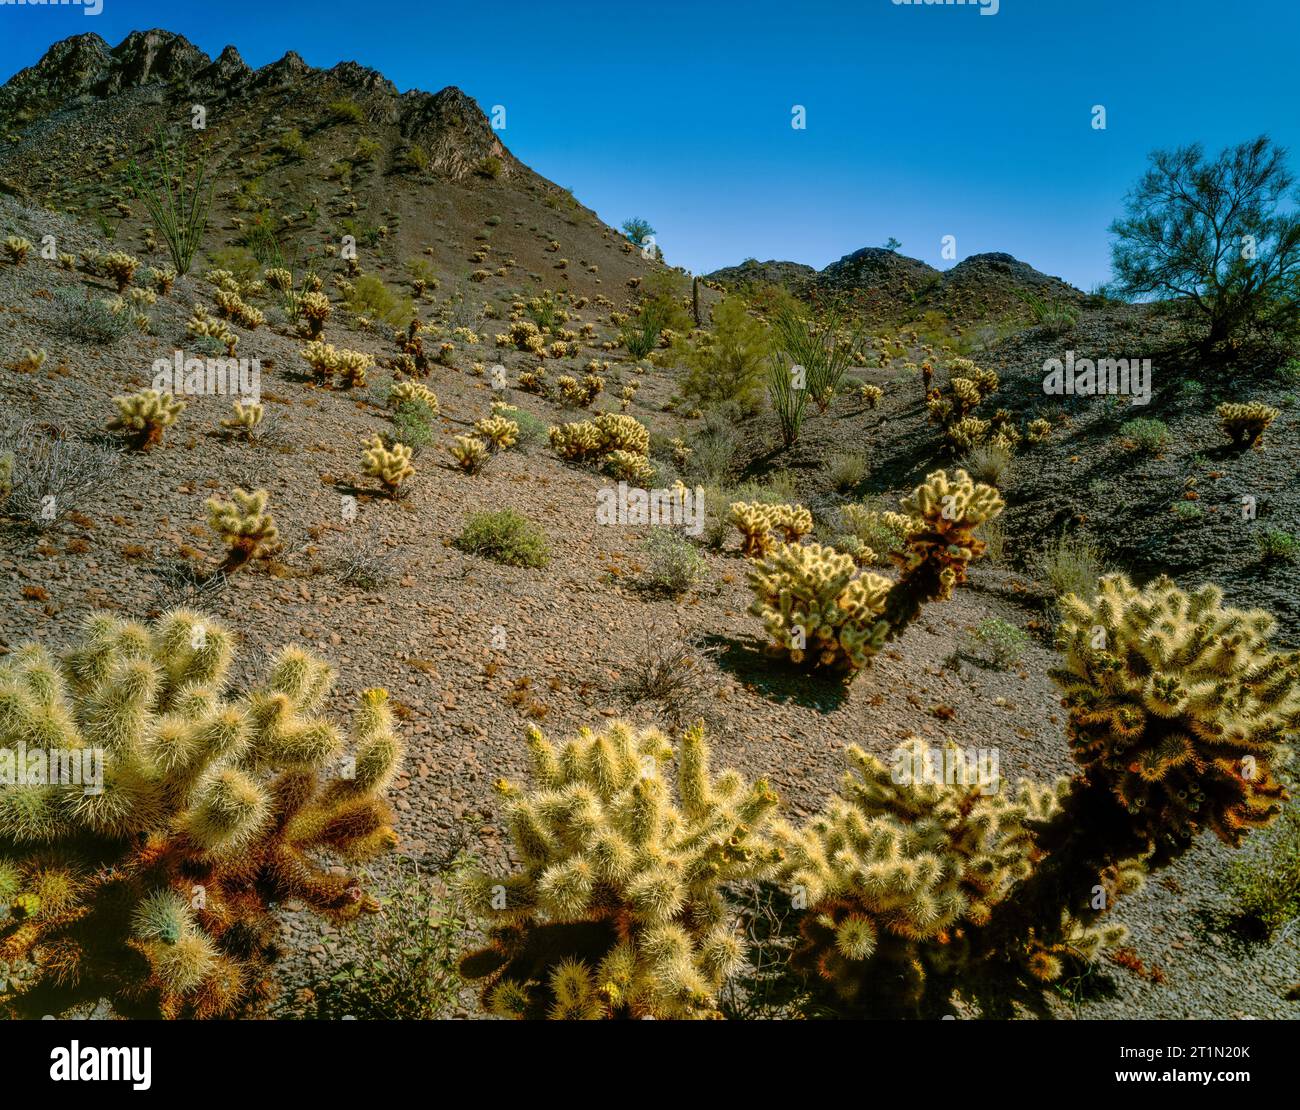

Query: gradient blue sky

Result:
[3,0,1298,289]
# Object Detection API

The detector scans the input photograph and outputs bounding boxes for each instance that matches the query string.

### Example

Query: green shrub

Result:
[391,400,436,451]
[960,443,1013,487]
[1226,801,1300,937]
[827,450,869,492]
[348,274,415,328]
[1277,357,1300,386]
[639,527,709,595]
[1256,526,1300,563]
[50,288,134,343]
[456,509,550,567]
[1172,500,1205,522]
[314,857,474,1019]
[968,617,1030,669]
[1120,417,1170,453]
[329,98,365,124]
[1037,530,1106,600]
[677,296,770,410]
[478,156,503,179]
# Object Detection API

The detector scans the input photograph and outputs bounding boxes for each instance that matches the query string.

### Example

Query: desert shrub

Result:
[477,156,503,179]
[767,352,810,448]
[968,617,1030,669]
[1226,800,1300,937]
[1036,531,1105,600]
[0,420,122,529]
[826,450,869,492]
[127,128,214,275]
[456,509,550,568]
[677,296,770,409]
[960,442,1013,486]
[1013,288,1077,334]
[313,856,473,1019]
[639,527,709,595]
[347,274,415,328]
[1119,417,1170,453]
[391,400,437,452]
[329,98,365,124]
[770,300,862,412]
[49,288,134,343]
[614,627,722,729]
[1256,526,1300,562]
[686,411,741,484]
[0,610,403,1018]
[621,217,656,247]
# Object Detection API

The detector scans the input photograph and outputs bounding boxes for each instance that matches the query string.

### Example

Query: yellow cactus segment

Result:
[456,720,783,1020]
[1216,401,1279,448]
[107,389,186,451]
[746,542,891,672]
[1051,573,1298,852]
[205,487,278,572]
[362,436,415,493]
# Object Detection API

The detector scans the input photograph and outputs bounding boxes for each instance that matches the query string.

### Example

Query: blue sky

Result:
[3,0,1299,289]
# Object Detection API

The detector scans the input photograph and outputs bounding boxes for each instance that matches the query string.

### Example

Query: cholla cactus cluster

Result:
[894,468,1004,604]
[298,291,332,337]
[362,436,415,494]
[602,449,654,483]
[187,305,238,355]
[729,502,814,557]
[860,383,883,408]
[0,610,402,1018]
[3,236,32,263]
[497,320,546,354]
[206,488,279,573]
[1051,574,1298,857]
[772,739,1068,1014]
[448,435,489,474]
[99,251,141,293]
[213,290,265,330]
[301,341,373,388]
[836,505,919,567]
[388,381,439,411]
[1025,417,1052,444]
[457,721,782,1019]
[146,266,177,295]
[1217,402,1279,448]
[107,389,186,451]
[549,413,650,465]
[925,360,1021,453]
[264,267,293,292]
[557,374,604,407]
[747,542,892,672]
[473,415,519,452]
[219,400,264,440]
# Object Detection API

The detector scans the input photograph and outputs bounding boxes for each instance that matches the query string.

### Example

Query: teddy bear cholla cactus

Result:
[213,290,265,330]
[187,305,238,355]
[100,251,140,293]
[860,383,883,408]
[0,610,402,1018]
[473,415,518,452]
[362,436,415,494]
[299,291,332,337]
[206,488,278,573]
[1051,574,1296,856]
[219,400,264,440]
[602,449,654,484]
[301,341,373,388]
[3,236,32,264]
[1217,401,1279,448]
[457,720,782,1019]
[388,381,439,411]
[748,543,892,673]
[263,267,293,292]
[448,435,489,474]
[549,412,650,463]
[729,502,814,557]
[107,389,186,451]
[772,738,1075,1015]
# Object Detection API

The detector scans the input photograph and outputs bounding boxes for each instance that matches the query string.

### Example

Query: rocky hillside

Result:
[0,29,670,307]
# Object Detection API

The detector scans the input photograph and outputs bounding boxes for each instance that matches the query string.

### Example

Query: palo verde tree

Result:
[1110,135,1300,349]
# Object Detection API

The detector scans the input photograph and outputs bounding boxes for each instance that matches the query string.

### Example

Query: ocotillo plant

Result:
[0,610,403,1018]
[127,127,215,276]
